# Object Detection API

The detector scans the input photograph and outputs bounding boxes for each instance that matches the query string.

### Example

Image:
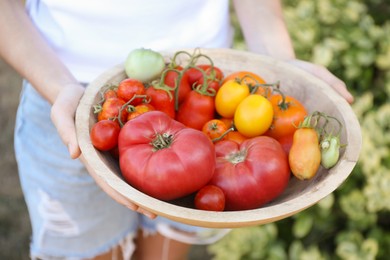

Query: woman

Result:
[0,0,353,259]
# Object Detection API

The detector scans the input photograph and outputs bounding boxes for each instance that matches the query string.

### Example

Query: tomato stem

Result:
[117,94,148,127]
[211,127,235,143]
[151,133,173,151]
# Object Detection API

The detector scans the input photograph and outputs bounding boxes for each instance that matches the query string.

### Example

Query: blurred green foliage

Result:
[209,0,390,259]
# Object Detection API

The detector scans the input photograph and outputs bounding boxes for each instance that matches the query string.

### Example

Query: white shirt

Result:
[26,0,233,82]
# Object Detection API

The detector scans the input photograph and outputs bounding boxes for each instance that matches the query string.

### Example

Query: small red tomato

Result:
[117,78,146,105]
[97,97,128,124]
[90,120,121,151]
[194,185,225,211]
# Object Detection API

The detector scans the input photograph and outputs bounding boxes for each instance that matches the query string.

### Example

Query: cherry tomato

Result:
[222,71,272,98]
[202,119,229,141]
[222,71,266,86]
[225,131,248,144]
[163,67,192,104]
[265,94,307,140]
[146,85,175,119]
[194,185,226,212]
[196,65,224,93]
[127,103,155,121]
[97,97,128,124]
[103,88,117,100]
[91,120,121,151]
[234,94,274,137]
[215,79,250,118]
[117,78,146,105]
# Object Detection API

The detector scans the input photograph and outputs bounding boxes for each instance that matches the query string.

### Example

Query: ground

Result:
[0,59,211,260]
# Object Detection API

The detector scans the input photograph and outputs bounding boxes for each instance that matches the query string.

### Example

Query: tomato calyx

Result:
[151,132,174,151]
[226,149,247,164]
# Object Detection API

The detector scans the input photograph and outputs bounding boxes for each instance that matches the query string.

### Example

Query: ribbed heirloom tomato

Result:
[118,111,216,201]
[210,136,290,211]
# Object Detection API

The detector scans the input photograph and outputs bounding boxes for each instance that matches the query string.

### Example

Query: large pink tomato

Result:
[210,136,290,211]
[118,111,216,201]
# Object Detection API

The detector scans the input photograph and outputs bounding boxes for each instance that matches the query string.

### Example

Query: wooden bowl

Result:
[76,48,362,228]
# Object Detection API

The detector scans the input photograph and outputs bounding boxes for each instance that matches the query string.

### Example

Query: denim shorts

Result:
[14,81,230,259]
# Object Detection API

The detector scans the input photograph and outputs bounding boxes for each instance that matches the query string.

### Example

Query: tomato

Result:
[320,135,340,169]
[210,136,290,211]
[103,88,117,100]
[289,127,321,180]
[91,120,121,151]
[215,80,250,118]
[197,65,224,92]
[234,94,274,137]
[118,111,216,201]
[222,71,266,86]
[202,119,229,141]
[194,185,225,212]
[163,67,192,105]
[117,78,146,105]
[146,85,175,119]
[265,94,307,140]
[97,97,128,124]
[125,48,165,83]
[222,71,273,98]
[176,87,215,130]
[225,131,248,144]
[277,134,294,156]
[127,103,155,121]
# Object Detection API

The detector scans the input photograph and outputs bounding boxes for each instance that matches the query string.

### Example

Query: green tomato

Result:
[320,135,340,169]
[125,48,165,83]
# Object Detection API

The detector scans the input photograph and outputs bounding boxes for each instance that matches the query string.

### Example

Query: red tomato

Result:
[103,88,117,100]
[90,120,120,151]
[146,85,176,119]
[194,185,226,211]
[265,94,307,140]
[117,78,146,105]
[97,97,128,124]
[163,67,192,104]
[186,64,224,93]
[118,111,216,200]
[176,90,215,130]
[277,134,294,156]
[210,136,290,211]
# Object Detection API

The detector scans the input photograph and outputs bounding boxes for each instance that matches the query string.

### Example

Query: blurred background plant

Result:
[209,0,390,259]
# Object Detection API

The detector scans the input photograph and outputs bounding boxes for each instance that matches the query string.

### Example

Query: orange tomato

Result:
[289,128,321,180]
[202,119,229,141]
[222,71,272,98]
[222,71,266,86]
[225,131,248,144]
[266,94,307,140]
[127,103,155,121]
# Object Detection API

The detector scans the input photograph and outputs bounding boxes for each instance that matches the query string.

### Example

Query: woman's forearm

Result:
[232,0,295,60]
[0,0,79,104]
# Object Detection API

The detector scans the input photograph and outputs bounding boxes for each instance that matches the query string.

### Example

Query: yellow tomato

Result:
[234,94,274,137]
[215,80,250,118]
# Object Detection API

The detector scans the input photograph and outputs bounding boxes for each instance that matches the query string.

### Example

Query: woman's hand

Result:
[50,83,85,159]
[287,59,354,104]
